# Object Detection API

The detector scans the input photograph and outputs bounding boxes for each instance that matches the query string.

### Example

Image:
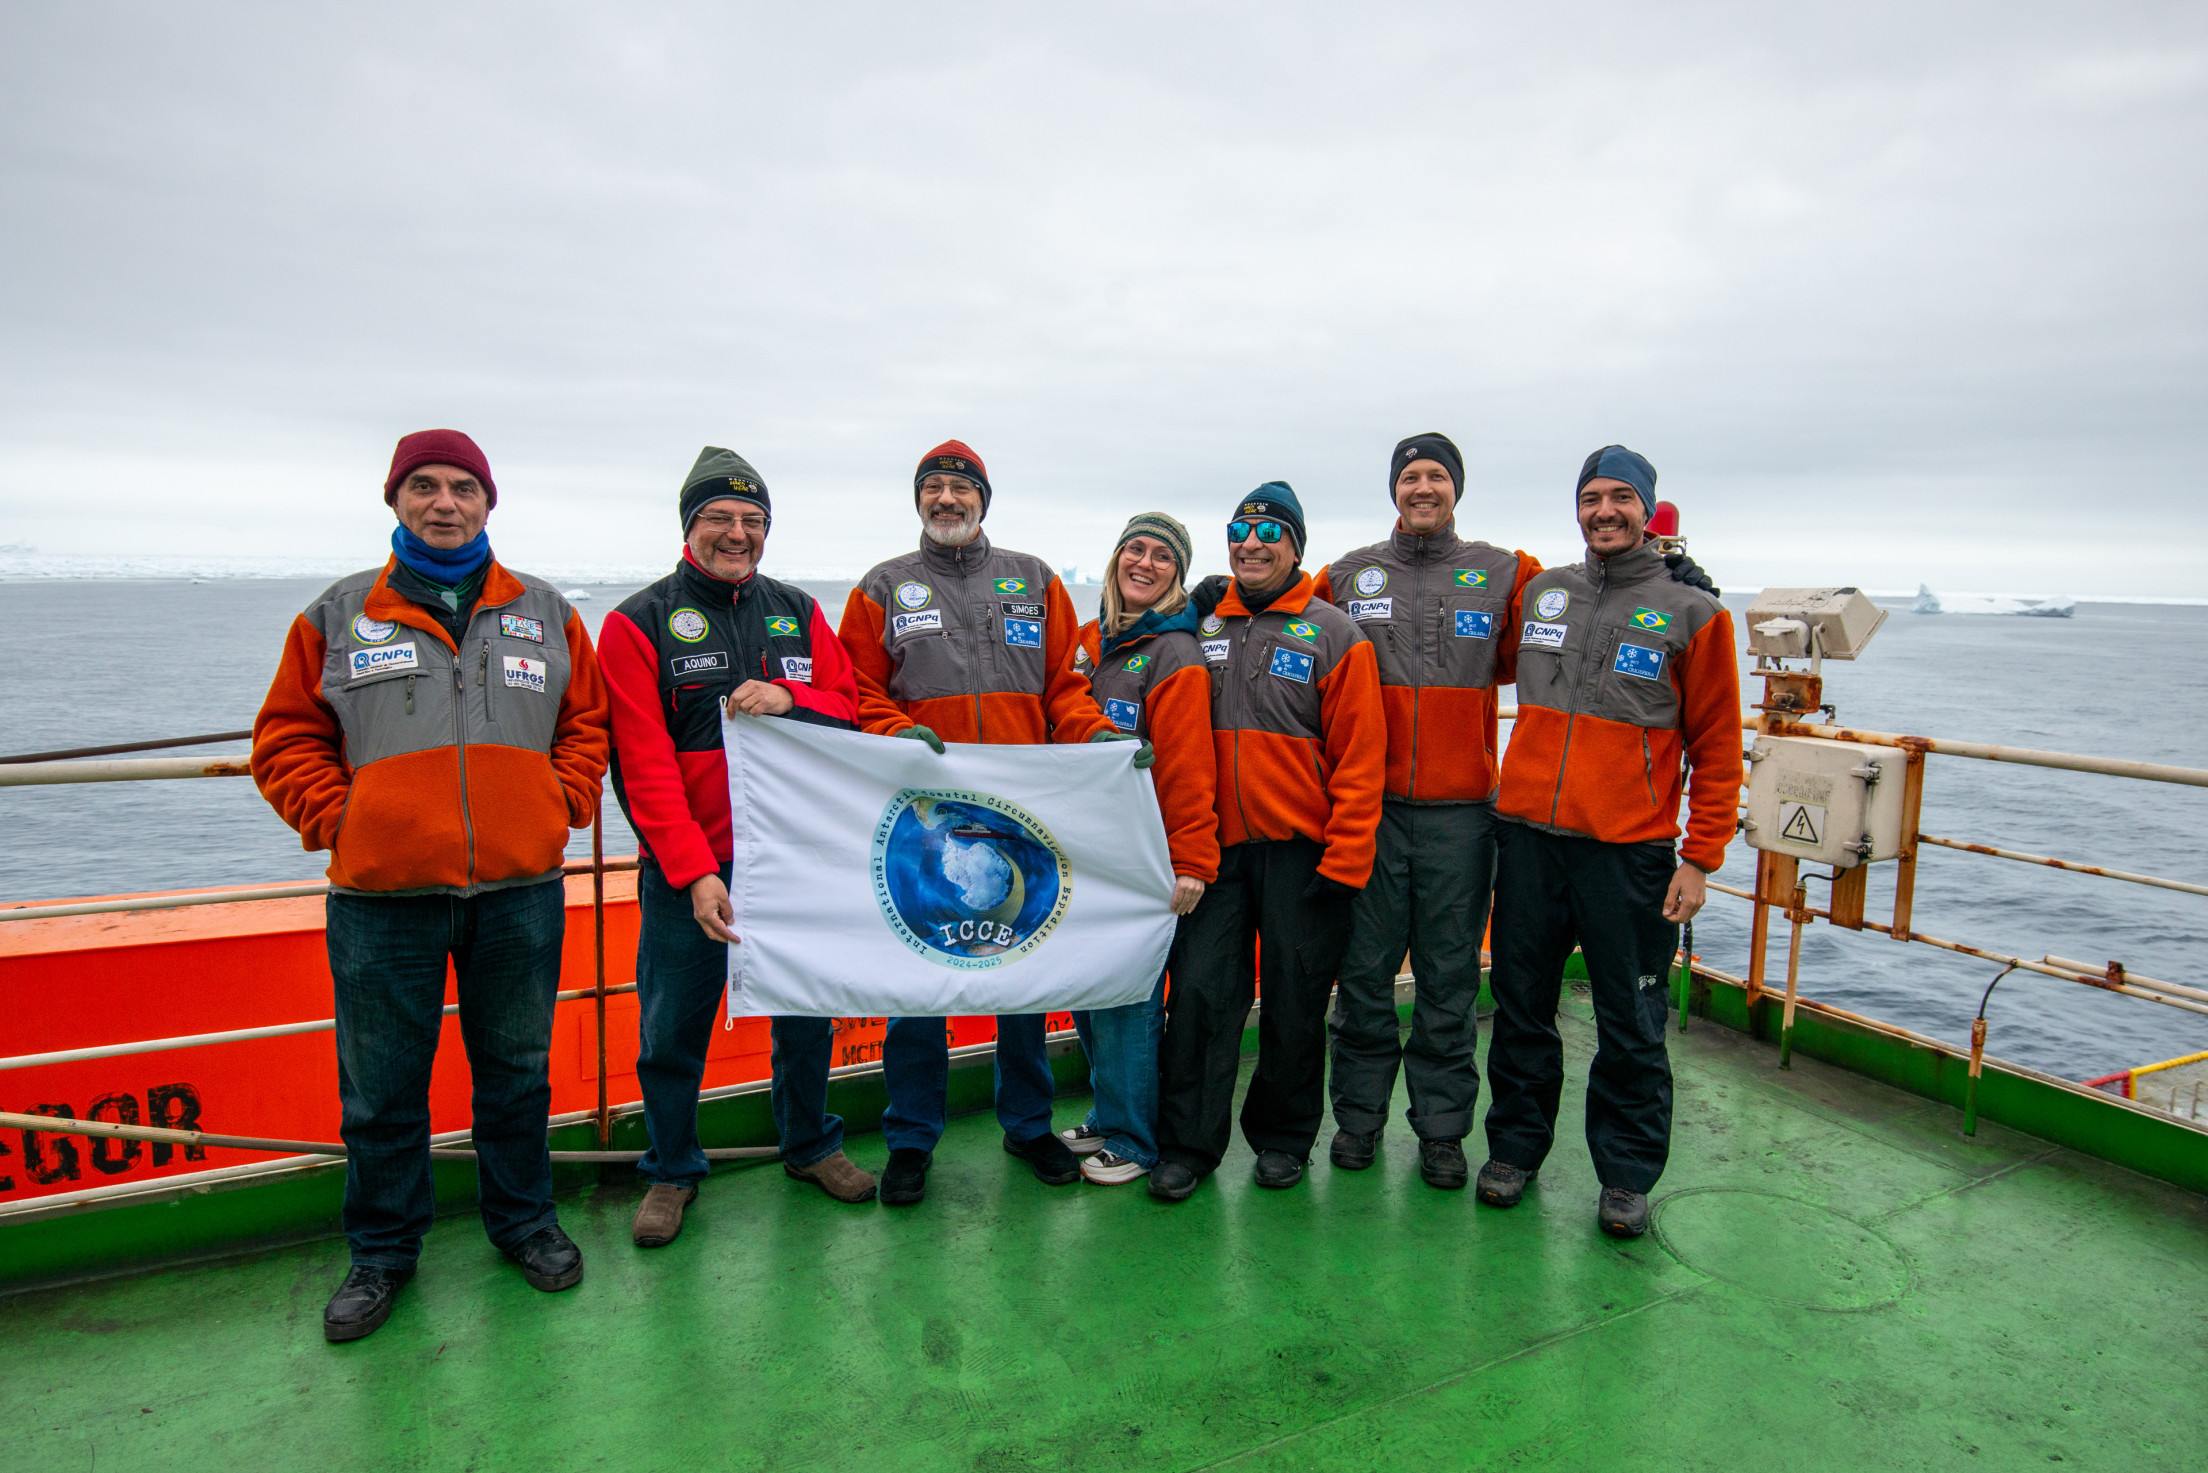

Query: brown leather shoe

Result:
[784,1150,879,1203]
[631,1182,698,1247]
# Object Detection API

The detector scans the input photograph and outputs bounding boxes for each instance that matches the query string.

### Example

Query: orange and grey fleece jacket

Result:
[1077,617,1220,883]
[251,557,611,895]
[1315,525,1540,804]
[1496,543,1743,873]
[837,532,1111,745]
[1197,573,1386,888]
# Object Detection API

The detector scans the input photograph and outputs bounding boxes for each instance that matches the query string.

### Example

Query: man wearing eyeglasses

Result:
[600,447,880,1250]
[1150,482,1385,1201]
[838,439,1140,1207]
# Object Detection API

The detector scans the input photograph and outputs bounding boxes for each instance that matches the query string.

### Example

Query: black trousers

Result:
[1157,838,1354,1174]
[1482,820,1679,1193]
[1328,799,1496,1142]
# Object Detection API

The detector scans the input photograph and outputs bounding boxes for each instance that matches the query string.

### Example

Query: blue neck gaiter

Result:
[390,524,492,584]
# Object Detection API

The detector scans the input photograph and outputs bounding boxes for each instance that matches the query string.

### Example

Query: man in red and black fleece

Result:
[600,446,879,1250]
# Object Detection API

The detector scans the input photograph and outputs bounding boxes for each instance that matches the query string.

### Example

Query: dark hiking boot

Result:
[1253,1150,1306,1189]
[1328,1128,1379,1170]
[1475,1159,1535,1207]
[879,1148,932,1206]
[1004,1131,1081,1185]
[1598,1186,1651,1238]
[631,1183,699,1247]
[504,1224,584,1292]
[1419,1139,1470,1190]
[1148,1160,1200,1201]
[323,1263,412,1343]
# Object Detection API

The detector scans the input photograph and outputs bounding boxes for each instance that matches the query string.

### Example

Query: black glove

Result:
[1664,551,1720,598]
[1302,873,1357,907]
[1191,574,1231,617]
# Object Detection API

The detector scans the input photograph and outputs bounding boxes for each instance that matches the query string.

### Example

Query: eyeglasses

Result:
[1228,519,1286,545]
[695,511,768,534]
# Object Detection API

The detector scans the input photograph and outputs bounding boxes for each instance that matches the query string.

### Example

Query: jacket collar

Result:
[1218,569,1316,620]
[1389,517,1460,561]
[361,556,528,652]
[1582,540,1666,588]
[678,546,755,605]
[1099,600,1205,661]
[919,528,992,576]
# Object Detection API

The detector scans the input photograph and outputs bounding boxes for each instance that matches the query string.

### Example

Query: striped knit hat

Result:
[1113,512,1193,582]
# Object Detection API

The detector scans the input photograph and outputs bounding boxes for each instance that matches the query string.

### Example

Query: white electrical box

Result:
[1742,736,1908,868]
[1745,587,1888,662]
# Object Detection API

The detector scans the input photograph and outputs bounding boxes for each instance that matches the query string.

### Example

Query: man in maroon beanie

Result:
[253,427,610,1341]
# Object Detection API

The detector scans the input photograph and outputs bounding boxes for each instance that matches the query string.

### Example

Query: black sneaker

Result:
[1328,1128,1379,1170]
[322,1263,412,1343]
[1598,1186,1651,1238]
[1253,1150,1305,1189]
[1475,1159,1535,1207]
[1057,1123,1108,1156]
[1419,1139,1469,1190]
[1004,1131,1081,1186]
[503,1223,584,1292]
[1148,1160,1200,1201]
[880,1148,932,1206]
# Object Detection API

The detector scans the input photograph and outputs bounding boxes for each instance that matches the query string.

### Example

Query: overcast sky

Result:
[2,4,2203,595]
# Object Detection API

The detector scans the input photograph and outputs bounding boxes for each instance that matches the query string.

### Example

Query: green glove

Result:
[895,724,946,754]
[1089,730,1155,769]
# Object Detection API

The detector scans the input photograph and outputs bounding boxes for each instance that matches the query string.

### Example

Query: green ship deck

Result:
[8,991,2206,1473]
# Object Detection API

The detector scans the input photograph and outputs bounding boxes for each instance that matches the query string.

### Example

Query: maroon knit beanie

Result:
[384,429,498,509]
[913,439,991,516]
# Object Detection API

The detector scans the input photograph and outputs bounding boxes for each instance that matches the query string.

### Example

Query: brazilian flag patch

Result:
[1629,607,1673,633]
[1453,569,1488,587]
[764,615,801,637]
[1284,619,1320,643]
[993,577,1028,595]
[1123,653,1150,672]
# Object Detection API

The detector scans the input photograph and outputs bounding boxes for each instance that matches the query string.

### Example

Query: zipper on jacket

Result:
[1547,558,1610,829]
[1641,730,1658,807]
[1408,543,1426,799]
[480,641,493,721]
[1229,614,1258,841]
[453,645,476,885]
[405,673,416,716]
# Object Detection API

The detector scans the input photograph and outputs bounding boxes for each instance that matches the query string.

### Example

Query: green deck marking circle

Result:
[1651,1188,1914,1312]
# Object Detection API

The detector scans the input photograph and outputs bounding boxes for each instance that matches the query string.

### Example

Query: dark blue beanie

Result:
[1231,481,1306,557]
[1577,445,1657,517]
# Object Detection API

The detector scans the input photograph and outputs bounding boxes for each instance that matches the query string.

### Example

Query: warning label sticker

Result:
[1777,801,1826,847]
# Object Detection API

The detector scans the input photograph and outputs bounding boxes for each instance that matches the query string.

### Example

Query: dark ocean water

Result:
[2,574,2203,1082]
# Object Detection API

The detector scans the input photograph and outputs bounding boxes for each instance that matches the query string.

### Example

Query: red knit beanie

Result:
[914,439,991,515]
[384,428,498,509]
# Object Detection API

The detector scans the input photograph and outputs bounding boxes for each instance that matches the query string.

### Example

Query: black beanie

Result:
[1232,481,1307,558]
[1390,432,1463,505]
[680,446,771,531]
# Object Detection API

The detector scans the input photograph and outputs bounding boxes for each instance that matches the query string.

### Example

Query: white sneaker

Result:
[1058,1124,1107,1156]
[1081,1150,1150,1185]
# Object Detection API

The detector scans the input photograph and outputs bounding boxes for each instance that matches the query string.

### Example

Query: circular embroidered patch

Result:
[1535,588,1569,621]
[1353,566,1388,596]
[669,608,709,643]
[895,581,933,611]
[351,615,397,645]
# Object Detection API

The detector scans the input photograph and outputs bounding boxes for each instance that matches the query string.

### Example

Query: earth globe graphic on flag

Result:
[871,790,1071,969]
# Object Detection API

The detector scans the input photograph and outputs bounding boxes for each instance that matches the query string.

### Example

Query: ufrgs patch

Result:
[503,655,548,693]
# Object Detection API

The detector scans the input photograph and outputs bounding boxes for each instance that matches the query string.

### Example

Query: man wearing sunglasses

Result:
[1478,446,1742,1239]
[600,447,880,1250]
[1151,482,1385,1201]
[838,439,1138,1207]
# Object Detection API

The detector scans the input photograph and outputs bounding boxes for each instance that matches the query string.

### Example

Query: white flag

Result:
[722,714,1176,1018]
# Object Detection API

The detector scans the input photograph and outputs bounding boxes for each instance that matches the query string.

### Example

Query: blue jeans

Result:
[635,860,841,1185]
[881,1012,1054,1153]
[326,879,564,1269]
[1072,970,1167,1167]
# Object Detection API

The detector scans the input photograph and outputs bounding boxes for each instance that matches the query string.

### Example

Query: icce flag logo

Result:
[871,790,1072,970]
